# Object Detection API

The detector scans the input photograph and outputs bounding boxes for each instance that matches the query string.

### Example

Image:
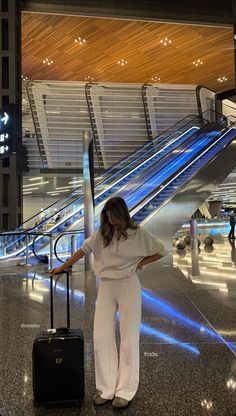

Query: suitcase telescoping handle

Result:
[50,270,71,332]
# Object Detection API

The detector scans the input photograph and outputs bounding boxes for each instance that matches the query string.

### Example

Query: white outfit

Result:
[81,226,167,400]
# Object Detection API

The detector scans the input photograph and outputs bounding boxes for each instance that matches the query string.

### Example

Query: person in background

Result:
[228,209,236,240]
[50,196,168,409]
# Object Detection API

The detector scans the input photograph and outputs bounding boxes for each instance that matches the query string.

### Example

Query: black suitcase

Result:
[32,270,85,407]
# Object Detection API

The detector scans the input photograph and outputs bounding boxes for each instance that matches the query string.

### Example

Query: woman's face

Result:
[106,210,121,227]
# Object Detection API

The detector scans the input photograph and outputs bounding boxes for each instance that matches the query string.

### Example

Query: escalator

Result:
[0,115,203,259]
[38,117,236,260]
[1,111,236,260]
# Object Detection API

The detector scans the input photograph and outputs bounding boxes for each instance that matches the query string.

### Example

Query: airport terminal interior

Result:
[1,1,236,415]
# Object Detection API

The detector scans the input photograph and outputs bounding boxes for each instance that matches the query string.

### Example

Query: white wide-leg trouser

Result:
[93,273,142,401]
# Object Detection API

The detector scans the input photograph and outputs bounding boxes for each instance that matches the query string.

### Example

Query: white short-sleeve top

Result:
[81,226,168,279]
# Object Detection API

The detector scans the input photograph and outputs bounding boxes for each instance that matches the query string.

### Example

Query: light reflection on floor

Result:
[173,234,236,294]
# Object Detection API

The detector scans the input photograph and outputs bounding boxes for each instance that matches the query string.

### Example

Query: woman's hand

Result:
[136,261,144,271]
[50,267,64,276]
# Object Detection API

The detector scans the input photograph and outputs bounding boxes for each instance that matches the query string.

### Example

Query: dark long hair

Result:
[100,197,138,247]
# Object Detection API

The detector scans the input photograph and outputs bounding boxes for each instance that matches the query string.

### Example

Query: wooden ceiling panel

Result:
[22,13,235,90]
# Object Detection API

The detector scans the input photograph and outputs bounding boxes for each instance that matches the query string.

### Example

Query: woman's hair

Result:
[100,197,138,247]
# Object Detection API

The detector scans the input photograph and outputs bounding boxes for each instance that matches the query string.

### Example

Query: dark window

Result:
[2,213,9,231]
[2,173,9,207]
[1,0,8,12]
[2,56,9,89]
[18,175,22,206]
[2,157,9,167]
[2,95,9,107]
[2,19,9,50]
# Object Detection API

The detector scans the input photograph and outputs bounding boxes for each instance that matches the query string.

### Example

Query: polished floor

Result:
[1,230,236,415]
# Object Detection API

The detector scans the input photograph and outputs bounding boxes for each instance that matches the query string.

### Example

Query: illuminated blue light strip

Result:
[142,289,236,355]
[227,342,236,352]
[142,289,219,339]
[140,323,200,355]
[116,310,199,355]
[27,273,85,301]
[127,134,216,207]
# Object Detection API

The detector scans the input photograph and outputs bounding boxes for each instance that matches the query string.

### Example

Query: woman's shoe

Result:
[93,393,109,405]
[112,396,129,408]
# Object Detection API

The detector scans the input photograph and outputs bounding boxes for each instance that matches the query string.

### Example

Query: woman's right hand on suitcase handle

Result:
[50,267,64,276]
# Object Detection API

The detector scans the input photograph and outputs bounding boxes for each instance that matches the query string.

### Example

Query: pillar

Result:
[0,0,26,231]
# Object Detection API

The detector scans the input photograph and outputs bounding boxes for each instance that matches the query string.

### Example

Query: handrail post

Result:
[70,234,76,270]
[24,233,32,267]
[71,234,76,255]
[83,130,95,272]
[25,233,29,265]
[49,233,54,270]
[190,219,200,276]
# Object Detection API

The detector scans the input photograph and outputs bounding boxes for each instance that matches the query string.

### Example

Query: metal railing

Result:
[0,231,54,269]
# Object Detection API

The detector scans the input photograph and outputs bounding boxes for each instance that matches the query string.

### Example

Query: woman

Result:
[50,196,167,408]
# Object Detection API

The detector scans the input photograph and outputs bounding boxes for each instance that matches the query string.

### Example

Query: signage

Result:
[0,103,17,159]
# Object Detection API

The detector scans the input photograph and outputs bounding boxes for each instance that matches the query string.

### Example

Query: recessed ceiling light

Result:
[21,75,28,81]
[117,59,128,66]
[193,59,203,66]
[218,76,228,83]
[23,192,32,195]
[160,37,172,46]
[85,76,94,81]
[74,37,86,45]
[151,76,161,82]
[43,58,53,65]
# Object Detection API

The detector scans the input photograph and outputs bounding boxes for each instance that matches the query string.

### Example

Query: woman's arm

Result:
[50,248,86,275]
[137,252,163,269]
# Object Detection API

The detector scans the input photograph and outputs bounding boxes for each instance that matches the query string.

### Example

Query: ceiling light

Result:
[74,37,86,45]
[193,59,203,66]
[21,75,28,81]
[23,187,39,191]
[151,76,161,82]
[56,186,74,190]
[117,59,128,66]
[29,177,43,181]
[160,37,172,46]
[47,189,70,194]
[68,180,83,184]
[85,76,94,81]
[23,192,32,195]
[23,181,49,187]
[218,76,228,83]
[50,193,59,196]
[43,58,53,65]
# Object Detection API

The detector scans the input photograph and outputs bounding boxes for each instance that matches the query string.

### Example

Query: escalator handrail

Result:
[32,234,50,261]
[33,124,236,262]
[8,127,200,257]
[0,115,220,252]
[16,117,206,236]
[146,126,236,216]
[54,127,234,259]
[54,231,83,264]
[132,125,234,216]
[19,112,209,229]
